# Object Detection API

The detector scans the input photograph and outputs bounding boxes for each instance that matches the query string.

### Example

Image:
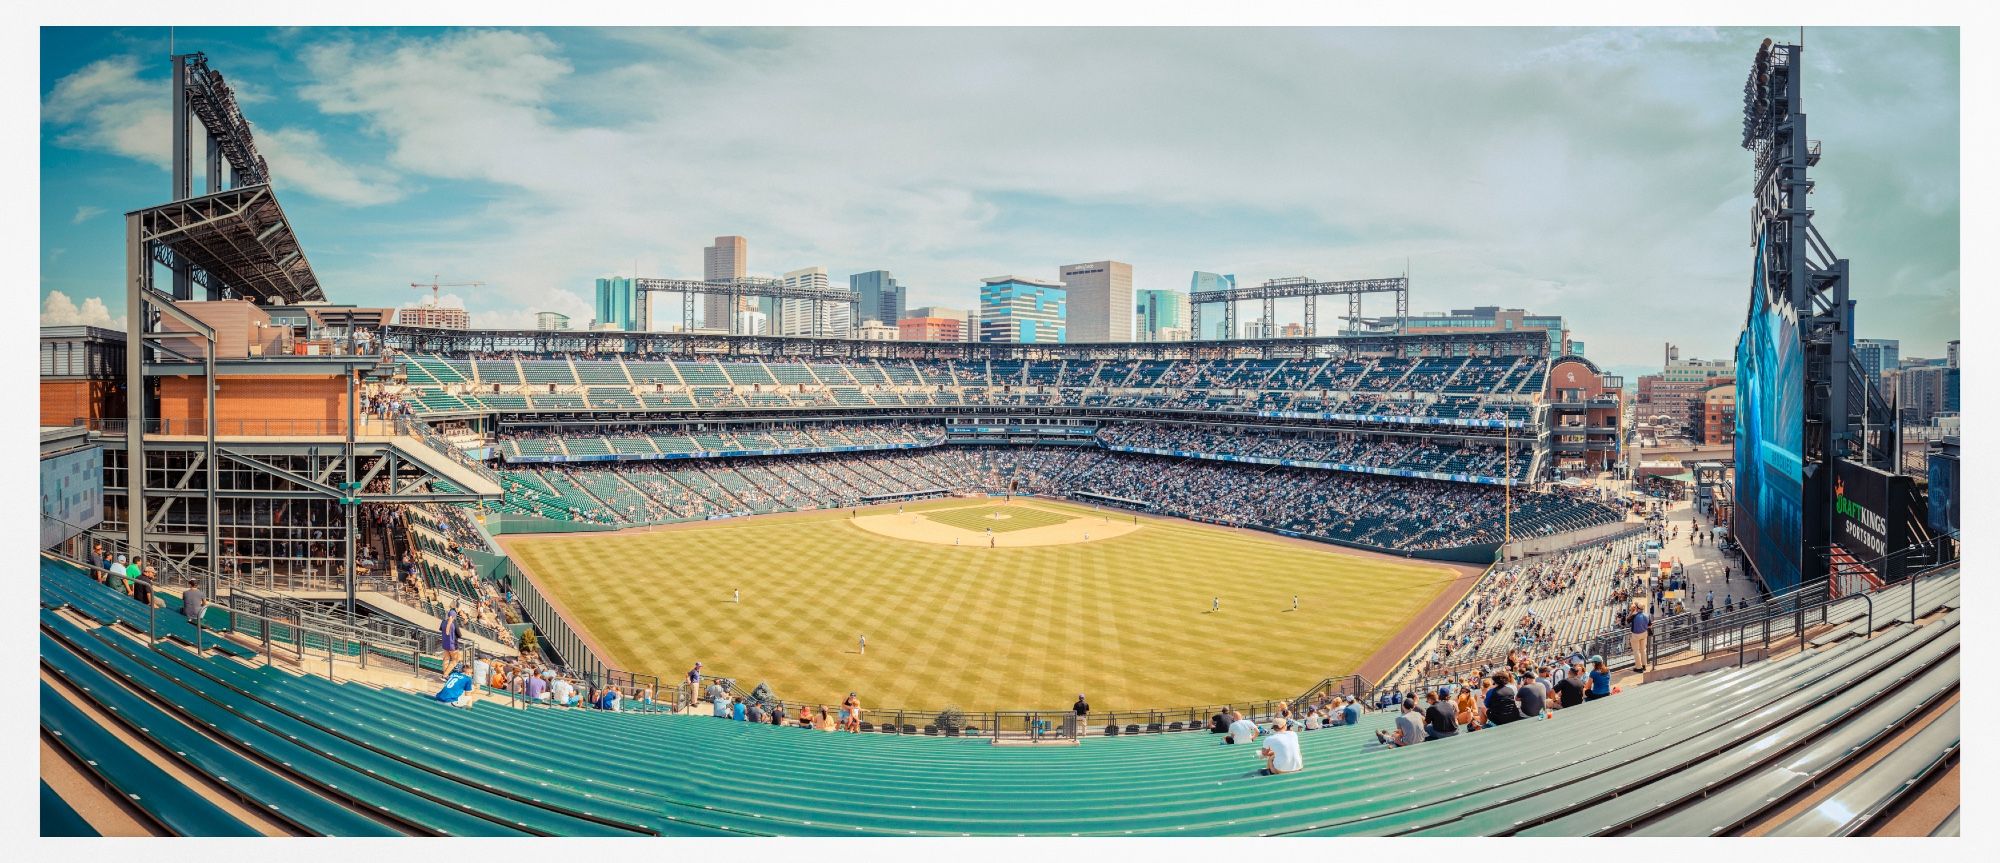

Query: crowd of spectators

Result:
[1095,422,1521,480]
[1389,532,1651,694]
[386,350,1543,423]
[483,441,1617,554]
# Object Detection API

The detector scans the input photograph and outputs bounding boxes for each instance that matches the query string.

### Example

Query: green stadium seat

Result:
[40,679,259,837]
[40,780,97,837]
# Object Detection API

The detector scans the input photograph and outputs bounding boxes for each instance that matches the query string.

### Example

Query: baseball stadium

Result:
[34,32,1961,840]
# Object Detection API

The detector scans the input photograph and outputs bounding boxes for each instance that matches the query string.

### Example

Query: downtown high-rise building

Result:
[1190,271,1235,339]
[849,270,907,327]
[1058,260,1133,342]
[1854,338,1901,394]
[396,306,469,330]
[702,236,746,330]
[978,276,1066,343]
[778,267,849,337]
[1135,289,1189,341]
[908,305,975,342]
[592,277,638,330]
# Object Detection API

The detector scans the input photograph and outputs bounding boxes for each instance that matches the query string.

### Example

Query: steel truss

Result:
[1189,276,1408,341]
[1741,39,1894,590]
[630,277,862,336]
[382,322,1538,363]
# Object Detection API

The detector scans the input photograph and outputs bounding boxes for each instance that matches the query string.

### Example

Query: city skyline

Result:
[38,26,1959,363]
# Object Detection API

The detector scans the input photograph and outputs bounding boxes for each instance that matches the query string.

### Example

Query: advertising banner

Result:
[1833,459,1912,580]
[1733,235,1806,593]
[40,445,104,548]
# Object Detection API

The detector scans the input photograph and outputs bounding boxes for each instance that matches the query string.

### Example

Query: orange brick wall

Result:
[159,374,354,434]
[41,380,123,427]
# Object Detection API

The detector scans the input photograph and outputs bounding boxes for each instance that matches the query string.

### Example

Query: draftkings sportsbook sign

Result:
[1833,459,1910,579]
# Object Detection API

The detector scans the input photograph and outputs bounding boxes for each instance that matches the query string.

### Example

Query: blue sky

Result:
[40,26,1959,371]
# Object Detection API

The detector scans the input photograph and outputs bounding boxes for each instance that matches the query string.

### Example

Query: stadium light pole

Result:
[1503,423,1512,546]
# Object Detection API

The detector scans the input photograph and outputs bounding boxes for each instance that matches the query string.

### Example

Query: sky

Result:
[38,26,1959,374]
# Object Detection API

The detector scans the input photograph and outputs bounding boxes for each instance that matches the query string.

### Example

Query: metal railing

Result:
[1383,555,1958,703]
[394,413,503,486]
[73,417,353,436]
[670,671,1373,741]
[44,513,433,651]
[43,535,431,683]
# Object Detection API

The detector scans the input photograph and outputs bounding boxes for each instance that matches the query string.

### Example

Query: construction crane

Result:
[410,275,484,308]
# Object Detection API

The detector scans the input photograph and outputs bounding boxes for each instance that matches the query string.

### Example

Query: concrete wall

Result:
[158,374,353,433]
[40,380,123,427]
[1502,519,1640,560]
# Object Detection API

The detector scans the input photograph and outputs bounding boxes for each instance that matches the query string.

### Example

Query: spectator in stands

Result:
[435,662,475,707]
[1209,708,1232,734]
[1337,697,1360,727]
[1258,717,1304,776]
[472,655,491,691]
[687,662,704,694]
[732,698,747,722]
[1455,686,1482,732]
[1628,601,1652,672]
[1225,710,1259,745]
[1518,670,1547,719]
[1073,693,1090,720]
[551,674,578,707]
[134,561,156,606]
[525,669,549,702]
[1484,671,1523,725]
[1585,657,1613,701]
[1303,708,1324,730]
[1377,699,1426,748]
[706,680,727,712]
[1424,688,1459,740]
[842,692,862,733]
[439,608,463,673]
[814,706,835,731]
[181,578,206,627]
[122,556,141,597]
[1551,663,1587,709]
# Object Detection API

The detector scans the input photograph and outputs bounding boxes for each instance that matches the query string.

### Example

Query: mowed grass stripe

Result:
[508,499,1458,712]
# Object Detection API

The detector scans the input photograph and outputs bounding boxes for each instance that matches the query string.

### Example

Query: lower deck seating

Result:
[39,547,1958,836]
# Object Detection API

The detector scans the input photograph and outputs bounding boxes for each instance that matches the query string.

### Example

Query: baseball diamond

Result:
[501,498,1471,712]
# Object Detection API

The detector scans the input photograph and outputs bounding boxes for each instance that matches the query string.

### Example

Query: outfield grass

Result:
[923,503,1076,533]
[505,498,1464,712]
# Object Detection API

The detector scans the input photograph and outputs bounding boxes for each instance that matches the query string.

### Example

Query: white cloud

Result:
[42,56,169,167]
[257,127,405,206]
[43,55,404,207]
[95,26,1945,367]
[71,206,103,224]
[41,290,124,329]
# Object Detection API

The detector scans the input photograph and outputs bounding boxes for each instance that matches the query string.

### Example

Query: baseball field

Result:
[500,497,1474,713]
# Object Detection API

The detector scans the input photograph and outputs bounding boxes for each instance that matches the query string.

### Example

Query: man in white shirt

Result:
[1225,710,1260,745]
[550,676,576,707]
[1259,717,1304,775]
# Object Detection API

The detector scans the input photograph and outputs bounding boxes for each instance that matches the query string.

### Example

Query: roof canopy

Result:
[130,184,324,304]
